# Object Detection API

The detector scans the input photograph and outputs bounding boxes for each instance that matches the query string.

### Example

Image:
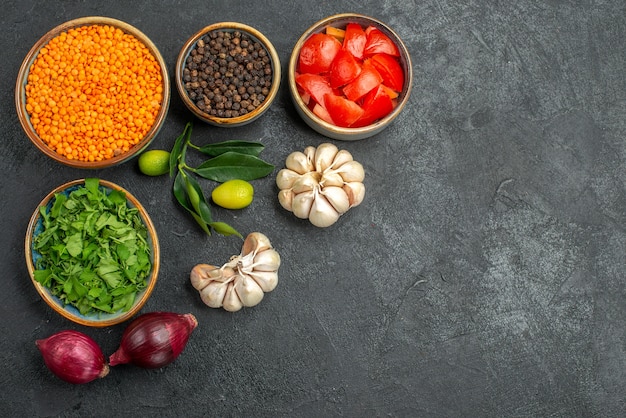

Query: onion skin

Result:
[36,330,109,384]
[109,312,198,369]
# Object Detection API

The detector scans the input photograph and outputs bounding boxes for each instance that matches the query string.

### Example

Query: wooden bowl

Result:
[25,179,160,327]
[15,16,170,169]
[175,22,281,127]
[288,13,413,140]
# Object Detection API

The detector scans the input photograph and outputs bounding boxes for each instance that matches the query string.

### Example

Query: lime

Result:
[138,150,170,176]
[211,179,254,209]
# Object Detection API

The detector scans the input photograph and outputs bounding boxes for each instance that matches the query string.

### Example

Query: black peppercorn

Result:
[183,28,273,118]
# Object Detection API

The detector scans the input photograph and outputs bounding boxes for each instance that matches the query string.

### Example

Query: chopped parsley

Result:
[32,178,152,316]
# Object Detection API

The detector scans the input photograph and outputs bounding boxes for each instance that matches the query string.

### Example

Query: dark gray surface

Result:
[2,1,625,417]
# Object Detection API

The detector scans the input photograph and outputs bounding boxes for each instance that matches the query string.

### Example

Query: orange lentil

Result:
[25,24,163,162]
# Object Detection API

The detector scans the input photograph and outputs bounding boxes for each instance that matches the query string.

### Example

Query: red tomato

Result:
[342,66,383,101]
[352,85,394,127]
[368,53,404,92]
[329,49,362,88]
[380,84,399,100]
[363,27,400,57]
[312,103,334,124]
[323,94,364,127]
[295,73,333,107]
[298,33,342,74]
[342,23,367,59]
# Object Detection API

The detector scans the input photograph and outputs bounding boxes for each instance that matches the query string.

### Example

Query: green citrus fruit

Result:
[211,179,254,209]
[138,150,170,176]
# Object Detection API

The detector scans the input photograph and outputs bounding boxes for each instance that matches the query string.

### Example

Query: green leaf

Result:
[50,193,67,218]
[184,172,214,225]
[209,222,242,238]
[65,232,83,257]
[192,151,275,182]
[170,122,192,178]
[173,171,211,235]
[33,269,52,287]
[84,178,100,195]
[117,244,131,262]
[196,140,265,157]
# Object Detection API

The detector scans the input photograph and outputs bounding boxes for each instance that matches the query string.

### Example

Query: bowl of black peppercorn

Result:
[176,22,281,127]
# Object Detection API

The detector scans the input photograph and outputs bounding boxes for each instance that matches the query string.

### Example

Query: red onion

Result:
[36,330,109,384]
[109,312,198,368]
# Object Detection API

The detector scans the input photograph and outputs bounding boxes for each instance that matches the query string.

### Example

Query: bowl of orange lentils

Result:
[15,16,170,169]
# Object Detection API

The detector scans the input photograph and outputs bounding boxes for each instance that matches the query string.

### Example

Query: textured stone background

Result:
[1,1,624,417]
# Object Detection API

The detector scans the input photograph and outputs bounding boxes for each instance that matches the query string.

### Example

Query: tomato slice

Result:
[352,85,394,127]
[368,53,404,92]
[380,84,399,100]
[342,23,367,60]
[342,65,383,101]
[363,27,400,57]
[329,49,362,88]
[323,94,364,127]
[296,73,333,107]
[312,103,334,124]
[298,33,342,74]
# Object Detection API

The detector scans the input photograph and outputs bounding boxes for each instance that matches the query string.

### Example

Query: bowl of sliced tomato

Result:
[289,13,413,140]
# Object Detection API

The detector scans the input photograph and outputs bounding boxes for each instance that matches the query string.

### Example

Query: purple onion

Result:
[36,330,109,384]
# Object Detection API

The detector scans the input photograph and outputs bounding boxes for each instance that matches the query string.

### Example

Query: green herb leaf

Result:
[170,122,192,178]
[196,140,265,157]
[192,151,275,182]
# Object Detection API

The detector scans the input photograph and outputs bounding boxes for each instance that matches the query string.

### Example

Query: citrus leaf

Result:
[196,140,265,157]
[170,122,192,178]
[192,152,275,182]
[209,221,243,238]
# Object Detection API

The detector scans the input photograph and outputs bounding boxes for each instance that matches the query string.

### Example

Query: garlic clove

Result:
[291,172,320,194]
[241,232,273,257]
[320,186,350,214]
[304,146,317,161]
[190,264,220,291]
[292,190,315,219]
[199,281,228,308]
[252,248,281,272]
[248,270,279,292]
[343,182,366,207]
[222,282,243,312]
[309,195,341,227]
[336,160,365,182]
[330,149,354,169]
[320,171,345,187]
[285,151,314,174]
[234,274,265,307]
[278,189,294,211]
[276,168,300,190]
[314,143,339,173]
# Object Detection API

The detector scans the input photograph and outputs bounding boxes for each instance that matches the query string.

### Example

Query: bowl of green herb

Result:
[25,178,160,327]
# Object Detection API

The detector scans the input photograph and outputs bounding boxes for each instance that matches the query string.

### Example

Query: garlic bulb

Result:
[190,232,280,312]
[276,143,365,227]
